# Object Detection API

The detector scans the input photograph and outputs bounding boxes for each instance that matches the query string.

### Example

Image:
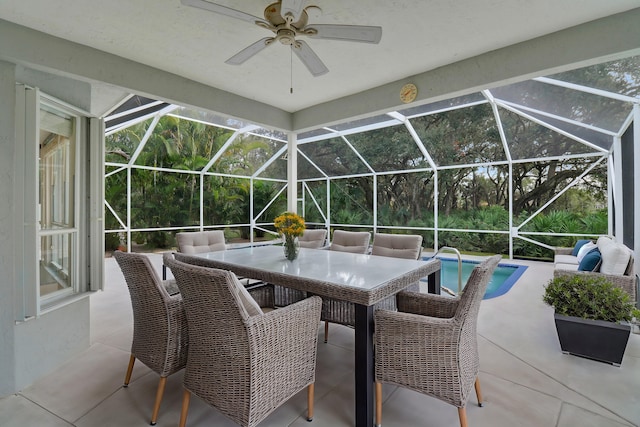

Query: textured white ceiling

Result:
[1,0,639,113]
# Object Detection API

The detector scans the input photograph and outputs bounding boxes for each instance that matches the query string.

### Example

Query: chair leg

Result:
[123,355,135,387]
[474,377,484,407]
[178,389,191,427]
[375,382,382,427]
[307,383,314,421]
[150,376,167,425]
[324,321,329,343]
[458,407,468,427]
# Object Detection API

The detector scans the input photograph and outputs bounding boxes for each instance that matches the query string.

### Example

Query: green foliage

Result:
[543,275,639,322]
[105,232,121,251]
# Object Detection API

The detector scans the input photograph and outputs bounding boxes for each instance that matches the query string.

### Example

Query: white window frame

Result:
[14,84,103,321]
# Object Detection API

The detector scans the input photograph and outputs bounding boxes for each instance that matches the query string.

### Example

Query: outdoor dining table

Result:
[175,245,441,427]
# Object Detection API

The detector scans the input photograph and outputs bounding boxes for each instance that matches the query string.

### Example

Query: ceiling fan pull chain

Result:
[290,45,294,94]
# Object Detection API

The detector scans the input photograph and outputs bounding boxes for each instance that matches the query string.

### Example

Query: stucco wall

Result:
[0,62,93,396]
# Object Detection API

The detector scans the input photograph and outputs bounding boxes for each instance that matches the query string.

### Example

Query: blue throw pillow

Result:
[572,239,592,256]
[578,248,601,271]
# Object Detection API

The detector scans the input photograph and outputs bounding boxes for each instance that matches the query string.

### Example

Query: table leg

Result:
[354,304,374,427]
[427,269,441,294]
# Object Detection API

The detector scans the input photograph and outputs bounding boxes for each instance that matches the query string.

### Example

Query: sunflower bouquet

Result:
[274,212,305,260]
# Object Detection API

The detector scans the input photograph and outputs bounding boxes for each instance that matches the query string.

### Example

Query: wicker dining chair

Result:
[320,230,372,342]
[113,251,188,426]
[164,255,322,427]
[162,230,226,279]
[175,230,226,253]
[371,232,424,294]
[374,254,502,427]
[329,229,371,253]
[299,229,328,249]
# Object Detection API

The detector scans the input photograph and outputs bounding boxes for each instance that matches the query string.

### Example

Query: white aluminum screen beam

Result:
[494,99,608,154]
[534,76,639,105]
[495,98,617,137]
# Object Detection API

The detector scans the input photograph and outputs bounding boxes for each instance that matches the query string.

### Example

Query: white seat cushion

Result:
[554,254,579,265]
[555,263,579,271]
[177,230,226,254]
[371,233,423,260]
[330,230,371,254]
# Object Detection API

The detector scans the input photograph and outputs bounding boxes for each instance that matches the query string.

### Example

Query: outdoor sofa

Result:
[553,236,636,301]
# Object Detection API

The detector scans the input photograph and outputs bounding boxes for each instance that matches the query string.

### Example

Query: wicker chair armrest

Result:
[397,290,460,318]
[245,296,322,407]
[553,269,637,301]
[248,295,321,345]
[375,309,461,368]
[554,247,574,256]
[160,295,188,376]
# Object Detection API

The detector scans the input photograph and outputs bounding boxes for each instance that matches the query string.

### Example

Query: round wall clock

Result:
[400,83,418,103]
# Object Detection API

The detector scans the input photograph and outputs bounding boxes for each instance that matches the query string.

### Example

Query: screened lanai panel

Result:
[201,175,247,225]
[104,167,126,230]
[252,179,287,223]
[499,108,600,160]
[347,124,429,172]
[105,117,155,164]
[248,128,287,142]
[209,134,285,176]
[298,137,369,176]
[514,157,607,227]
[329,114,400,133]
[411,104,506,166]
[490,80,632,133]
[171,107,251,131]
[376,171,434,227]
[297,127,335,142]
[397,92,487,118]
[133,116,234,170]
[546,55,640,99]
[104,95,171,132]
[508,105,612,151]
[256,154,287,180]
[298,152,325,180]
[302,180,328,224]
[130,169,201,228]
[330,177,373,225]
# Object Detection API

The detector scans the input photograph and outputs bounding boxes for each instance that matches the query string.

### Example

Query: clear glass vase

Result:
[283,235,300,261]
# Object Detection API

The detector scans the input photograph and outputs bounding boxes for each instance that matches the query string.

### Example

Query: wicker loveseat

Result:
[554,236,636,301]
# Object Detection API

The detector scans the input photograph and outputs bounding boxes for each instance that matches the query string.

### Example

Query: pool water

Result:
[428,257,527,299]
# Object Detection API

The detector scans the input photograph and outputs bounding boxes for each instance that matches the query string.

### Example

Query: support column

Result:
[287,132,298,213]
[634,105,639,264]
[0,60,17,396]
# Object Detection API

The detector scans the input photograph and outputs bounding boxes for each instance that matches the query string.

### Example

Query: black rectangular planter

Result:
[554,313,631,366]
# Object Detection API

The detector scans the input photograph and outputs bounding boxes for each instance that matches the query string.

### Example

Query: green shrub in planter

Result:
[543,275,639,322]
[543,275,640,365]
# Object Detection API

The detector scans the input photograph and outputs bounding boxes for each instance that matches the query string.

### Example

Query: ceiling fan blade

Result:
[293,40,328,77]
[225,38,274,65]
[180,0,267,25]
[280,0,306,22]
[307,24,382,44]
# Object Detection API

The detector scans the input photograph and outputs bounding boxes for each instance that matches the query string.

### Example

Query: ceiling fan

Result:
[180,0,382,77]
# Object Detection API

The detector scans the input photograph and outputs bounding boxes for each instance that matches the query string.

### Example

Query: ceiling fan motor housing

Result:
[276,28,297,45]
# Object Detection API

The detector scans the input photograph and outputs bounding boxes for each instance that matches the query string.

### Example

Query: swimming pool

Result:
[425,257,527,299]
